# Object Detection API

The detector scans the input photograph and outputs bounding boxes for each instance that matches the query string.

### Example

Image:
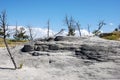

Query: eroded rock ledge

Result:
[21,36,120,62]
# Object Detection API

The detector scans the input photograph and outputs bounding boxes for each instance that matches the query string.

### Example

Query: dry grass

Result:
[100,31,120,41]
[0,38,27,47]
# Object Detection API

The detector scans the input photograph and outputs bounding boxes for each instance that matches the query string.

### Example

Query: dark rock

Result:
[54,36,84,41]
[48,44,60,50]
[54,36,76,41]
[49,59,55,63]
[75,50,88,59]
[31,52,39,56]
[38,53,50,56]
[54,36,64,41]
[69,46,77,51]
[75,50,82,56]
[34,45,49,51]
[30,51,50,56]
[34,46,43,51]
[21,45,34,52]
[47,37,54,42]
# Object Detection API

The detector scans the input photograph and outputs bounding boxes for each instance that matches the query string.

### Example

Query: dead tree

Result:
[27,25,33,41]
[54,29,65,37]
[87,24,91,34]
[93,21,106,36]
[65,16,76,36]
[76,22,81,37]
[97,21,106,31]
[13,22,19,40]
[118,24,120,31]
[47,20,50,38]
[0,11,17,69]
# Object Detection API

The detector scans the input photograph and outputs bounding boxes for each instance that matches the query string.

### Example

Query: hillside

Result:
[100,31,120,41]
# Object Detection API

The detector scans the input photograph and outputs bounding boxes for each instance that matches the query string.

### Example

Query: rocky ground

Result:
[0,36,120,80]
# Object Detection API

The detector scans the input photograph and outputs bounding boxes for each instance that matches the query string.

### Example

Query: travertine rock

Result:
[21,45,34,52]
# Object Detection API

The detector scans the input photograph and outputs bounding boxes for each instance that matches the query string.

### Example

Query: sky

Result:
[0,0,120,33]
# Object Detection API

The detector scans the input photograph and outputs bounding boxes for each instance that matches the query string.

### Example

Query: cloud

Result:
[75,29,93,37]
[8,26,56,39]
[109,23,113,26]
[26,27,56,38]
[8,26,93,39]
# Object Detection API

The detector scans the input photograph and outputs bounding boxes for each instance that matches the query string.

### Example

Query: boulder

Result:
[47,37,54,42]
[21,45,34,52]
[31,52,39,56]
[34,46,43,51]
[30,51,50,56]
[54,36,83,41]
[48,44,60,50]
[54,36,65,41]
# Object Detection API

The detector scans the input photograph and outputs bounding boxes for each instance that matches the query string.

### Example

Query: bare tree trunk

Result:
[96,21,106,33]
[47,20,50,38]
[0,10,17,69]
[29,30,33,41]
[3,38,17,69]
[28,25,33,41]
[54,29,65,37]
[87,24,90,34]
[76,22,81,37]
[78,24,81,37]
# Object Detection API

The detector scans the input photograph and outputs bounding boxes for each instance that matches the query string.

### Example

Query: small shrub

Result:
[18,63,23,69]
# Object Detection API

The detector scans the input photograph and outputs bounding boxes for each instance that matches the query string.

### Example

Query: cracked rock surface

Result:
[0,36,120,80]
